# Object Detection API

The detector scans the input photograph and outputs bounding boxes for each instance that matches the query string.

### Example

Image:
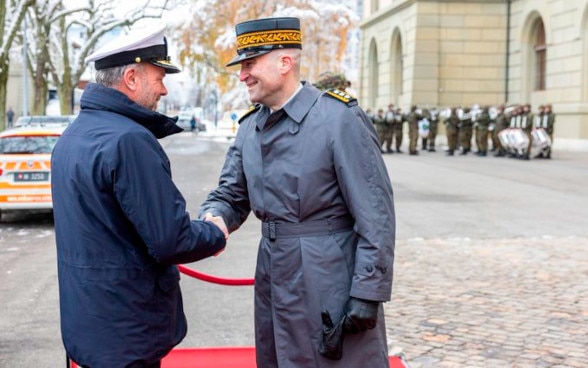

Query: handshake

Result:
[203,212,229,240]
[319,297,380,360]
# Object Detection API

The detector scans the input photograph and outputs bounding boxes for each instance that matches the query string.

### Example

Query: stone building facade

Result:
[359,0,588,150]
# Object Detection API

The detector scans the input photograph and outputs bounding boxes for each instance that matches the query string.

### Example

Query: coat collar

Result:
[80,83,182,139]
[255,81,321,131]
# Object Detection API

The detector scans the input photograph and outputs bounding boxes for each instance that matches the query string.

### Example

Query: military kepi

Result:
[85,25,180,74]
[226,17,302,67]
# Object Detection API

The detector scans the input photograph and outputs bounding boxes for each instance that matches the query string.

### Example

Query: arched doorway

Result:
[389,29,403,106]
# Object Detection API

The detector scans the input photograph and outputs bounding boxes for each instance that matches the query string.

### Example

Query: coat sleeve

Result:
[331,102,396,302]
[111,131,226,265]
[198,127,252,232]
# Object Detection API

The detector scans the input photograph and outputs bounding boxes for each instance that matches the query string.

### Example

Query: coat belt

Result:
[261,217,354,241]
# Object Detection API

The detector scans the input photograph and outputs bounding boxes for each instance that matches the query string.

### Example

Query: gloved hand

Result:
[342,297,380,334]
[318,310,345,360]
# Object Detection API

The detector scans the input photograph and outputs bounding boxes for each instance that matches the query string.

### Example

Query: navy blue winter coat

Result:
[51,83,226,367]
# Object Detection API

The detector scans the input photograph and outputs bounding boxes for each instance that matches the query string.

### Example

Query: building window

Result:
[534,20,546,91]
[371,0,379,14]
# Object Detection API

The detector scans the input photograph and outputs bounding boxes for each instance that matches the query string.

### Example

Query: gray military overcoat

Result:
[200,82,395,367]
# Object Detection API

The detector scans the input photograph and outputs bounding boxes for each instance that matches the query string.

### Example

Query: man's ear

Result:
[279,54,293,73]
[122,66,138,91]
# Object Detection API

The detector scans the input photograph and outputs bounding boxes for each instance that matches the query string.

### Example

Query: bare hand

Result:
[203,213,229,240]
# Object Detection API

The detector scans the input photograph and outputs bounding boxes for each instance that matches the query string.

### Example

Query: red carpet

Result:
[161,347,408,367]
[71,347,408,367]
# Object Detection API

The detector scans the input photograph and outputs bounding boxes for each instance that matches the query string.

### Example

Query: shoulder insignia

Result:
[325,88,357,106]
[238,104,261,123]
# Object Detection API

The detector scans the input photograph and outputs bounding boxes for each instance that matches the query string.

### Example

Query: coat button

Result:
[365,265,374,273]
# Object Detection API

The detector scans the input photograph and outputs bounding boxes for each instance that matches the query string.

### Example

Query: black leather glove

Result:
[342,297,380,334]
[318,310,345,360]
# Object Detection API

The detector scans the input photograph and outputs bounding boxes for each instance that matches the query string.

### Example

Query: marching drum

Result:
[510,128,529,150]
[532,128,551,148]
[530,128,552,157]
[498,128,528,153]
[498,129,511,149]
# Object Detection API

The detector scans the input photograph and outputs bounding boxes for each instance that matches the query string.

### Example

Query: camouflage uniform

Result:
[537,104,556,159]
[373,109,386,153]
[458,107,474,155]
[444,108,460,156]
[406,105,421,155]
[419,108,432,150]
[383,105,395,153]
[474,106,490,156]
[427,109,439,152]
[493,106,508,157]
[521,104,534,160]
[393,108,404,153]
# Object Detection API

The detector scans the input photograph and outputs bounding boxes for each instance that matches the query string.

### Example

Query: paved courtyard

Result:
[385,236,588,367]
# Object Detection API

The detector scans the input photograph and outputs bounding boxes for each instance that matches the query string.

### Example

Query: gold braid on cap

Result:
[237,29,301,51]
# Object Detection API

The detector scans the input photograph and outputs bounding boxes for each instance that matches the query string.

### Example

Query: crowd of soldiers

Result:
[366,103,556,160]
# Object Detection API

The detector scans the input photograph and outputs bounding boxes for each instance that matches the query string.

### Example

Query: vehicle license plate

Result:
[14,171,49,182]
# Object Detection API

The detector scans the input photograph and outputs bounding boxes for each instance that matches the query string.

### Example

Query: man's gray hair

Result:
[94,63,144,87]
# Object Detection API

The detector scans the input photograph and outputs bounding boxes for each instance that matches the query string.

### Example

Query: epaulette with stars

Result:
[238,104,261,123]
[325,88,357,106]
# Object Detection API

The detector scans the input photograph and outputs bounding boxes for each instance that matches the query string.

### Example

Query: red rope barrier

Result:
[178,264,254,286]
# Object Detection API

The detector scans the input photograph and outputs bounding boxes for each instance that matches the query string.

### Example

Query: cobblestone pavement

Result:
[384,236,588,368]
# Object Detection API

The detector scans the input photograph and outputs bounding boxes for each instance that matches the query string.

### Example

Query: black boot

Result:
[446,150,454,156]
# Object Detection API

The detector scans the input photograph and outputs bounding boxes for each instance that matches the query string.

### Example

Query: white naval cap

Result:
[85,24,180,74]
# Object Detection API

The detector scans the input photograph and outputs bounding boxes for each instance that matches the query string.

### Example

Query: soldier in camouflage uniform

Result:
[427,108,439,152]
[373,108,386,153]
[406,105,421,155]
[393,107,405,153]
[521,103,534,160]
[444,107,460,156]
[493,105,508,157]
[382,104,395,153]
[541,104,556,159]
[474,106,491,156]
[459,107,474,155]
[420,108,432,150]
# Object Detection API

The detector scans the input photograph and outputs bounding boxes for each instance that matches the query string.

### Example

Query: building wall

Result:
[359,0,588,150]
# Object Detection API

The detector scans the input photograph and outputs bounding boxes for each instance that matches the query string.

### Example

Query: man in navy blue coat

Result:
[51,25,228,368]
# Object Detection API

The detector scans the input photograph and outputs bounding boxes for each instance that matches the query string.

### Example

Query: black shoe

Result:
[428,148,436,152]
[396,149,403,153]
[386,149,394,154]
[409,151,418,155]
[446,150,454,156]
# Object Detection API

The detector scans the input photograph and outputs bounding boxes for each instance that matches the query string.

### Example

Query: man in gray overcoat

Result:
[199,17,396,368]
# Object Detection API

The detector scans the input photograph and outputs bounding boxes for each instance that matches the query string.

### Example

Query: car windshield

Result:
[0,135,60,154]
